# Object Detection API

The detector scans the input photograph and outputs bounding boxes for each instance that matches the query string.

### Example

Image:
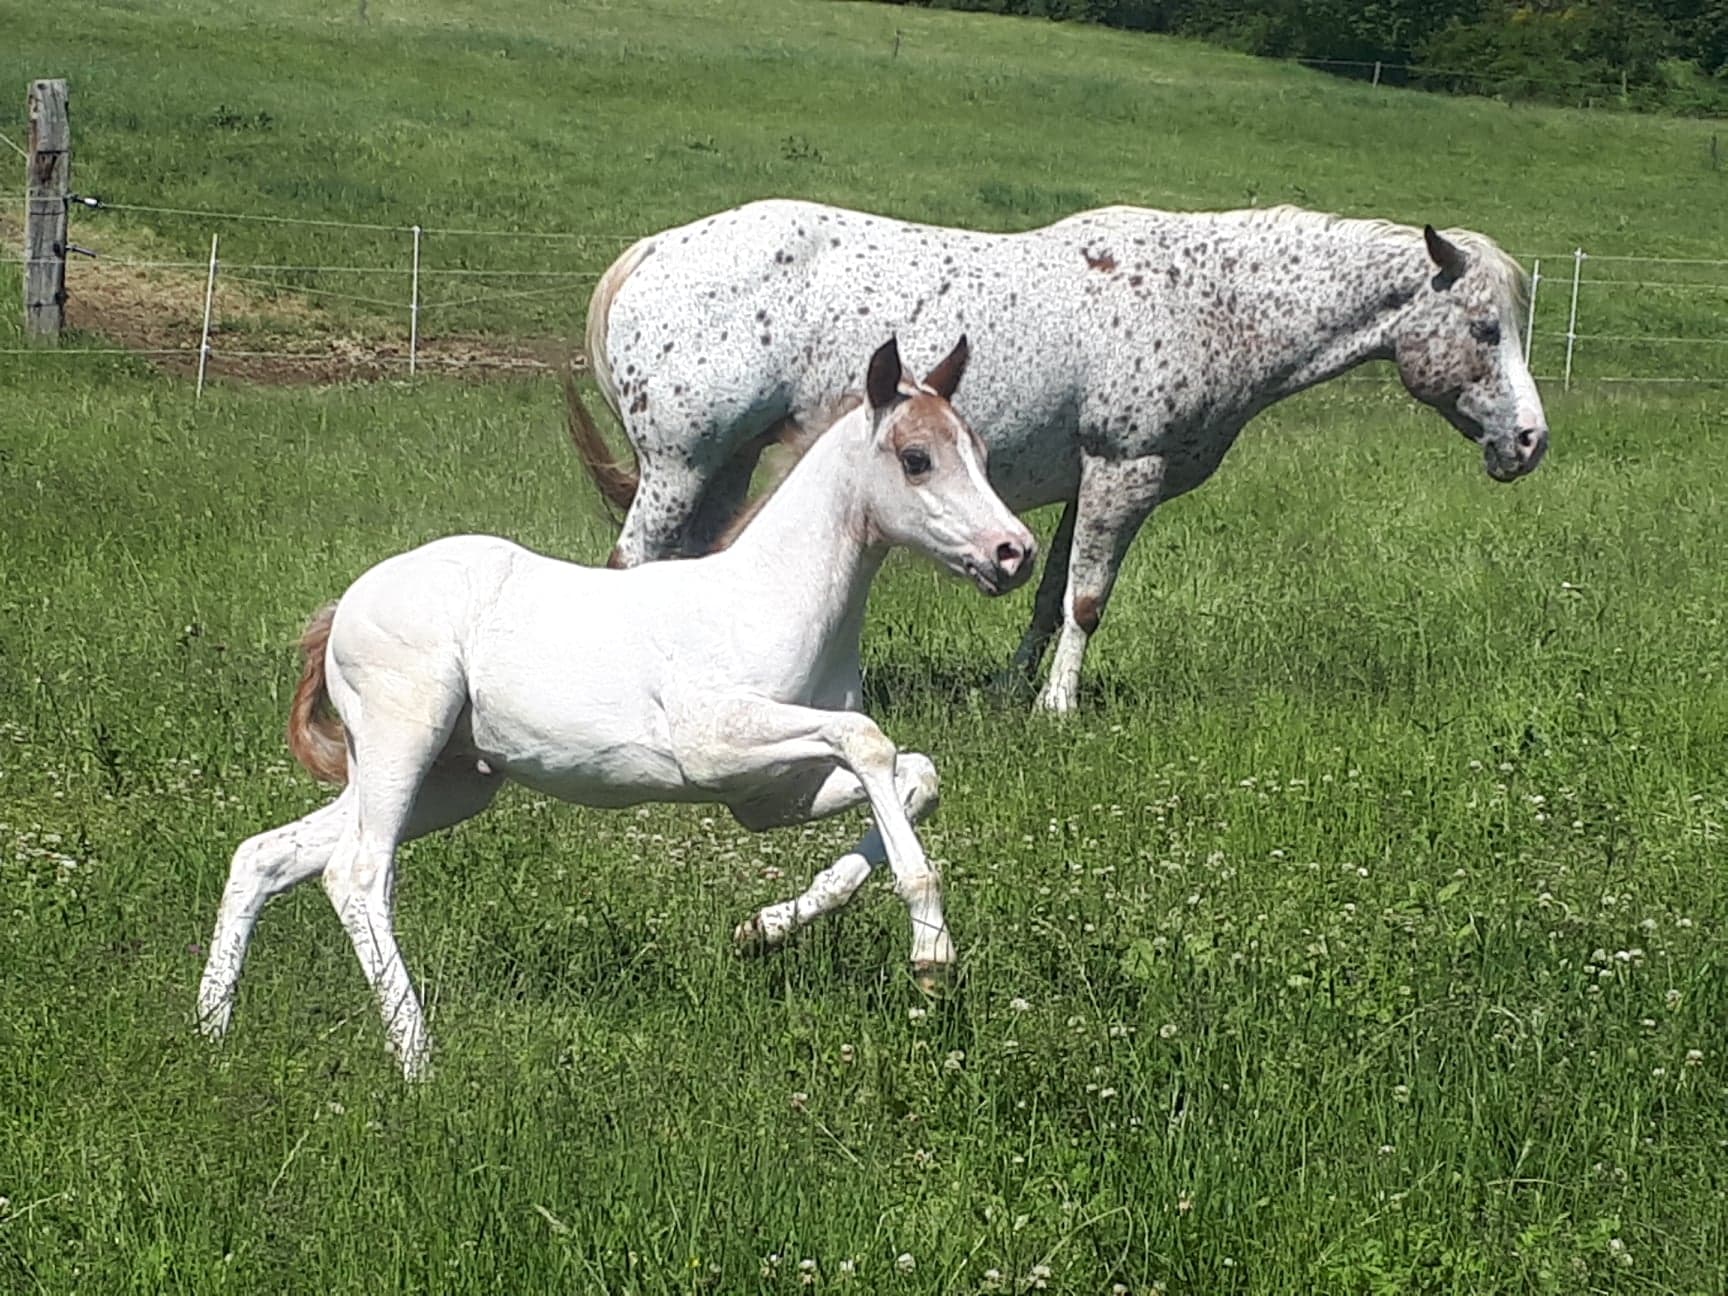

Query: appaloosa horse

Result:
[574,200,1549,712]
[197,337,1034,1079]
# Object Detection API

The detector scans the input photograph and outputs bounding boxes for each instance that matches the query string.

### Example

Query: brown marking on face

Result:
[886,394,958,456]
[1072,594,1101,635]
[1083,246,1117,273]
[605,546,627,569]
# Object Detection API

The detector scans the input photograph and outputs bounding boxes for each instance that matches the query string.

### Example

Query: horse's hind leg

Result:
[733,753,941,955]
[609,454,711,567]
[683,435,771,554]
[197,791,355,1040]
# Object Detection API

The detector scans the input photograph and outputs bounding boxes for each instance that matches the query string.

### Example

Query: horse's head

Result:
[860,335,1036,596]
[1391,227,1548,482]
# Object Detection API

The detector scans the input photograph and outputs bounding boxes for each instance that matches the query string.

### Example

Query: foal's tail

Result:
[287,602,348,785]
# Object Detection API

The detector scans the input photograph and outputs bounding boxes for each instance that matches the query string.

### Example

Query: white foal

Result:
[197,336,1035,1078]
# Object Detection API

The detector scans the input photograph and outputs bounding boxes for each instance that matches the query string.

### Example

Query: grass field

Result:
[3,2,1728,1293]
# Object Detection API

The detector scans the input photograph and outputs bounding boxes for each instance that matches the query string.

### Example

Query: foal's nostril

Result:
[1517,428,1537,450]
[996,540,1023,571]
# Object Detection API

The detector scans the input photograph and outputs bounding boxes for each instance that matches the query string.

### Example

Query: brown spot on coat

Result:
[1083,247,1118,272]
[1072,595,1102,635]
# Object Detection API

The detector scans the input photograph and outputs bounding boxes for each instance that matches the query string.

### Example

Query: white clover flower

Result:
[1159,1023,1178,1040]
[1686,1049,1704,1067]
[895,1252,915,1274]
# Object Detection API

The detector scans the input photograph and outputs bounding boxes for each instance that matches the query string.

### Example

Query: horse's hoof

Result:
[988,668,1036,701]
[733,914,775,957]
[911,960,956,999]
[1032,687,1078,716]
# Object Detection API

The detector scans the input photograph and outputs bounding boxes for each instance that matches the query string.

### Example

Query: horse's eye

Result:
[1472,320,1502,347]
[899,447,932,479]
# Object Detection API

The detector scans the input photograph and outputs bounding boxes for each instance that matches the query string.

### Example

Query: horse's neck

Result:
[711,421,885,662]
[1225,223,1419,403]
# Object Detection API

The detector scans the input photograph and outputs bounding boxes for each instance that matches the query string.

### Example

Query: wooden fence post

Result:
[23,78,70,343]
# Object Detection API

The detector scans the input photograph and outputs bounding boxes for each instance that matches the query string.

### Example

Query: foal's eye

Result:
[1472,320,1502,347]
[899,447,932,479]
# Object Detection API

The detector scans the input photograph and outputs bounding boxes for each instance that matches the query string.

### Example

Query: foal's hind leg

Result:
[733,753,941,954]
[323,747,498,1080]
[197,791,355,1040]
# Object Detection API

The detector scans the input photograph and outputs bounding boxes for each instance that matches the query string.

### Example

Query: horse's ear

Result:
[923,334,970,402]
[1424,225,1467,285]
[866,337,903,412]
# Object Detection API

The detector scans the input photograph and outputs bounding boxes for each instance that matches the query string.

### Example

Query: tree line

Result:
[880,1,1728,115]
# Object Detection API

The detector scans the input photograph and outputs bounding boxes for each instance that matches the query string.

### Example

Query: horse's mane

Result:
[1231,204,1530,318]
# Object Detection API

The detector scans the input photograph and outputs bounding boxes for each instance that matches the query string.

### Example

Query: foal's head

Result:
[1391,227,1549,482]
[859,336,1036,596]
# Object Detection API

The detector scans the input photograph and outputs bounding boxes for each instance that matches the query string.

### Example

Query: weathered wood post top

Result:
[24,78,71,343]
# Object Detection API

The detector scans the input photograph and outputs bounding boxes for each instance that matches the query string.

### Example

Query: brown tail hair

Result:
[565,370,639,519]
[286,602,348,784]
[570,234,657,519]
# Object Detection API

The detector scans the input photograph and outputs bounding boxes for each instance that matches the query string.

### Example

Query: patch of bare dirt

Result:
[5,210,582,385]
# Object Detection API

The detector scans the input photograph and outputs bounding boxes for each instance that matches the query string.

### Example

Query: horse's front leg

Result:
[1036,451,1167,714]
[1006,499,1076,682]
[730,752,940,955]
[671,697,955,976]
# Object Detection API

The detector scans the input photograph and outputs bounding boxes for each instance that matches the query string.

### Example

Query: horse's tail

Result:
[286,602,348,785]
[569,234,656,521]
[565,370,638,520]
[584,233,653,417]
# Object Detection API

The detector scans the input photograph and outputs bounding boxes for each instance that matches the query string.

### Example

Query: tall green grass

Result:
[2,375,1725,1294]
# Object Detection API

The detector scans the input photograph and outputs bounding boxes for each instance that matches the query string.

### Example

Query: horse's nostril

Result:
[1517,427,1541,451]
[996,540,1022,569]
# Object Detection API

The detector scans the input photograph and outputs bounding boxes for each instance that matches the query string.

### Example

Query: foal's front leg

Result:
[673,697,955,975]
[731,752,940,954]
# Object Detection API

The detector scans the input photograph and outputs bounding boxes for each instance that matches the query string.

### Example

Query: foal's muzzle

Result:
[965,531,1037,596]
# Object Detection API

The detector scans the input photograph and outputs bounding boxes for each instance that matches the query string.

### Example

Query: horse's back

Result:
[604,200,1090,497]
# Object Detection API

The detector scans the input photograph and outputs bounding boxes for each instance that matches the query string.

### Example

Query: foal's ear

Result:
[866,337,904,412]
[1424,225,1467,286]
[923,334,970,402]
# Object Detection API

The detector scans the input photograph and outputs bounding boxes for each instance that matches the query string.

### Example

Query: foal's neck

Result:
[713,417,885,655]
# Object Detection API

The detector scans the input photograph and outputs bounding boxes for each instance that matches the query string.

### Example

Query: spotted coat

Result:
[585,199,1548,712]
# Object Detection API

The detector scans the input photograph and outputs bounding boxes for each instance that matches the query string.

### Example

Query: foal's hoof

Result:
[911,960,957,1000]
